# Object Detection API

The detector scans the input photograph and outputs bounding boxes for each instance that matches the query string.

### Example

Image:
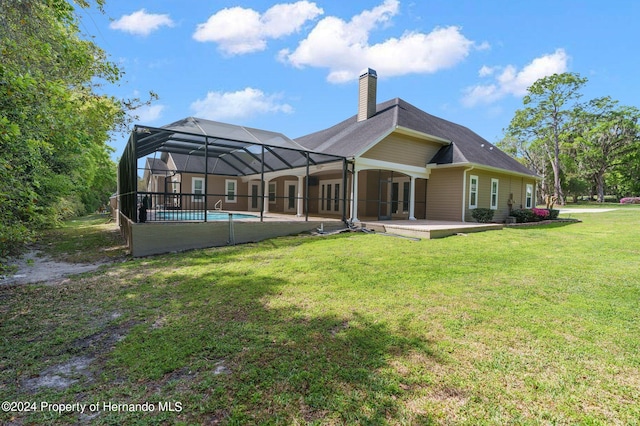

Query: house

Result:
[140,68,538,224]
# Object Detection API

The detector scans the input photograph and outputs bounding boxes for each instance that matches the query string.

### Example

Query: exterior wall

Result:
[462,170,538,223]
[361,134,443,168]
[426,167,464,221]
[127,219,338,257]
[175,174,249,211]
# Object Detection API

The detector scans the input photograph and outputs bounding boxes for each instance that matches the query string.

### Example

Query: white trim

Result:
[225,179,237,203]
[490,178,499,210]
[468,175,478,210]
[428,161,540,180]
[394,126,451,145]
[319,178,343,214]
[192,177,204,202]
[249,182,261,211]
[525,183,534,209]
[268,182,276,205]
[284,180,298,213]
[355,157,431,179]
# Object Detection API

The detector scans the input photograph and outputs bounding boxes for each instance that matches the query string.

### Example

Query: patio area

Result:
[359,219,503,239]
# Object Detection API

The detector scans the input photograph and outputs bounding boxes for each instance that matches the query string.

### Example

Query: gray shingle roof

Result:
[295,98,537,177]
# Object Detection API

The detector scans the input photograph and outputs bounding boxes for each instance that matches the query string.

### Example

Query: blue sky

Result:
[77,0,640,159]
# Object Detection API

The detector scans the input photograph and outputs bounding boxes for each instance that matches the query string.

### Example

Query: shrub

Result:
[471,208,495,223]
[510,208,558,223]
[532,208,550,221]
[620,197,640,204]
[510,209,535,223]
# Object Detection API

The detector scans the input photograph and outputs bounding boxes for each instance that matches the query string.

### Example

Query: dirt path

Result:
[1,249,107,286]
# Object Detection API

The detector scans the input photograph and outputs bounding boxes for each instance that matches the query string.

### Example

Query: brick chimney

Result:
[357,68,377,122]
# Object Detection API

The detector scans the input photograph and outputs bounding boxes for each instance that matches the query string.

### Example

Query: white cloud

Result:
[134,104,165,123]
[462,48,570,107]
[478,65,496,77]
[190,88,293,120]
[109,9,174,36]
[279,0,476,83]
[193,1,323,55]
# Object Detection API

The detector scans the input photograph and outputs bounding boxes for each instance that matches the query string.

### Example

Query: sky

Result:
[76,0,640,160]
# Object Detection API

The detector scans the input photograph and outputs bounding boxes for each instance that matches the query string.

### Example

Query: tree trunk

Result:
[595,172,605,203]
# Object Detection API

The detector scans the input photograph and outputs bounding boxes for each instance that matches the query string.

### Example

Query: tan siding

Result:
[426,168,463,220]
[465,170,539,222]
[361,134,442,167]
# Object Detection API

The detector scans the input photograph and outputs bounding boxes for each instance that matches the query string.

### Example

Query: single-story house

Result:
[139,68,538,224]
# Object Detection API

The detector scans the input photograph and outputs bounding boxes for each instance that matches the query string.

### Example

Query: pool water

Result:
[154,211,258,221]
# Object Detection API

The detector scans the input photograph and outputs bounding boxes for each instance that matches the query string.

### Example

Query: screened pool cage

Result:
[117,117,349,224]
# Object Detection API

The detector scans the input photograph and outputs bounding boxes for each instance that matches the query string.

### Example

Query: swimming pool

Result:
[153,211,259,221]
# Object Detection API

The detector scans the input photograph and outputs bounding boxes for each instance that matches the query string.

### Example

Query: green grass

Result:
[1,208,639,424]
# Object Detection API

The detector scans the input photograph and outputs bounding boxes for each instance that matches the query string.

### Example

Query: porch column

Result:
[351,168,359,222]
[297,175,304,217]
[409,176,416,220]
[263,179,270,214]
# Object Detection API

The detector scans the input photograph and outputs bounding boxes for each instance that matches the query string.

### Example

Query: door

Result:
[378,177,392,220]
[284,181,297,213]
[249,182,261,211]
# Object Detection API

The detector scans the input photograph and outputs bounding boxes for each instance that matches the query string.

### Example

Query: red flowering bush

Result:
[532,208,550,220]
[620,197,640,204]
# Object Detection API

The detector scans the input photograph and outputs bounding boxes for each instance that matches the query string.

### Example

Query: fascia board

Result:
[427,161,541,180]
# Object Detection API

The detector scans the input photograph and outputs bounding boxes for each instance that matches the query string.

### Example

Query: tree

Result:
[571,97,640,202]
[497,135,549,204]
[0,0,129,261]
[507,73,588,205]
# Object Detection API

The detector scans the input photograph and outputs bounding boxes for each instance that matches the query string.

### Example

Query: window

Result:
[490,178,499,210]
[268,182,276,204]
[469,175,478,209]
[192,178,204,202]
[525,184,533,209]
[225,179,237,203]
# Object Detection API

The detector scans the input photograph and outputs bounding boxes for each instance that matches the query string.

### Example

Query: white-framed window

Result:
[192,177,204,202]
[225,179,237,203]
[268,182,276,204]
[469,175,478,209]
[490,178,499,210]
[525,183,533,209]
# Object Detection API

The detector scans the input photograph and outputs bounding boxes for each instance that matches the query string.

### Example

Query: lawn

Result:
[1,207,639,425]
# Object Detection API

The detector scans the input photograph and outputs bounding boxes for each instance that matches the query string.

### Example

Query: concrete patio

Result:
[359,219,503,239]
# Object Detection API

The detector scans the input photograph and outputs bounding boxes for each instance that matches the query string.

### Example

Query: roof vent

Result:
[357,68,377,122]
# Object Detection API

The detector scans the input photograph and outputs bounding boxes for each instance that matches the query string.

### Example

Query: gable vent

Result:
[357,68,377,122]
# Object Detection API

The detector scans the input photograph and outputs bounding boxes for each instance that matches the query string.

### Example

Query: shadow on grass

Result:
[2,234,443,424]
[106,259,441,424]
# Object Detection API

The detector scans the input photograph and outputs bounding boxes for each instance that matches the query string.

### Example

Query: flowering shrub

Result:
[510,209,535,223]
[510,208,559,223]
[620,197,640,204]
[532,208,550,220]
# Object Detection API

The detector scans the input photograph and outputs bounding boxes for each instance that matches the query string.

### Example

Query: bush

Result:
[510,208,559,223]
[620,197,640,204]
[532,208,550,221]
[471,208,495,223]
[510,209,535,223]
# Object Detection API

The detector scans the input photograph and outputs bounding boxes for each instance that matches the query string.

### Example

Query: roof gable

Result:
[295,98,537,177]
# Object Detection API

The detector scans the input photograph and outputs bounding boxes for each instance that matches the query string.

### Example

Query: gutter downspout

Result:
[462,166,474,222]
